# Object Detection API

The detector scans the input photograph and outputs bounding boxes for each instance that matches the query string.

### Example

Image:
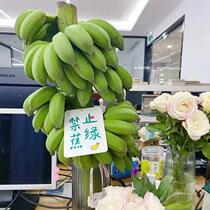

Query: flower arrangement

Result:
[148,92,210,158]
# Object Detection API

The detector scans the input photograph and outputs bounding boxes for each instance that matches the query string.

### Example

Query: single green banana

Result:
[20,10,47,43]
[105,119,136,135]
[43,112,55,134]
[98,88,116,103]
[104,107,139,122]
[127,143,140,157]
[84,45,107,72]
[49,92,65,129]
[73,50,95,82]
[124,155,133,170]
[46,127,64,156]
[64,64,86,90]
[105,131,127,153]
[32,45,48,85]
[65,24,94,55]
[24,44,41,80]
[76,83,93,107]
[23,93,34,116]
[79,21,112,50]
[93,69,108,94]
[15,9,34,37]
[57,71,76,97]
[77,155,99,169]
[94,151,112,165]
[112,155,126,172]
[116,65,133,90]
[58,138,72,166]
[120,135,136,147]
[23,40,47,61]
[52,32,77,66]
[32,103,49,132]
[28,86,57,114]
[105,68,123,94]
[101,48,118,69]
[116,89,125,102]
[44,43,64,82]
[88,19,124,50]
[31,22,58,42]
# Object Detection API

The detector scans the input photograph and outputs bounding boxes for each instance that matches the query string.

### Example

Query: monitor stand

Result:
[0,190,13,208]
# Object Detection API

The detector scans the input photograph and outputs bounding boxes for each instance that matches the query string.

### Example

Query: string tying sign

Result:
[64,107,108,157]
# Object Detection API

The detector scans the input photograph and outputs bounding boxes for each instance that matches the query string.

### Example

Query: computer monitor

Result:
[0,108,56,190]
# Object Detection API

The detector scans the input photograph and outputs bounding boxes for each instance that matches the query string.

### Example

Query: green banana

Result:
[88,19,124,50]
[28,86,57,114]
[124,155,133,170]
[64,24,94,55]
[79,21,112,50]
[44,43,64,82]
[84,46,107,72]
[58,138,72,166]
[43,112,55,134]
[20,10,47,42]
[116,90,125,102]
[120,135,136,147]
[46,127,64,156]
[52,32,77,66]
[105,119,136,135]
[112,155,125,172]
[15,9,34,37]
[93,69,108,94]
[32,45,48,85]
[32,103,49,132]
[104,107,139,122]
[73,50,95,82]
[127,143,139,157]
[105,68,123,94]
[98,88,116,103]
[76,83,93,107]
[24,44,41,80]
[94,151,112,165]
[23,93,34,116]
[105,131,127,153]
[23,40,47,61]
[64,64,86,90]
[32,22,58,42]
[57,71,76,97]
[116,65,133,90]
[101,48,118,69]
[49,93,65,129]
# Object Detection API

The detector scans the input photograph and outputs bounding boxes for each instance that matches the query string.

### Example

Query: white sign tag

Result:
[64,107,108,157]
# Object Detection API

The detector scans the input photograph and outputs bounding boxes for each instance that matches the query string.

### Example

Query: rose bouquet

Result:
[148,91,210,159]
[147,91,210,209]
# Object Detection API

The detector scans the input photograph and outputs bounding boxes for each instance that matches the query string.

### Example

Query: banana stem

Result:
[56,2,78,32]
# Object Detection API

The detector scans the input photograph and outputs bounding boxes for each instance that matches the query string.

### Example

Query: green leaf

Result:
[131,175,156,198]
[202,143,210,159]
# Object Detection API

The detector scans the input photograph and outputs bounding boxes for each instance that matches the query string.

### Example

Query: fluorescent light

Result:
[109,0,149,31]
[0,9,15,27]
[167,45,172,49]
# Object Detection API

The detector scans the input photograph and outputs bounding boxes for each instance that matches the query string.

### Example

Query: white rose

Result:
[126,202,147,210]
[105,186,132,202]
[200,92,210,112]
[182,110,210,141]
[143,192,165,210]
[149,93,171,113]
[96,195,123,210]
[167,92,198,120]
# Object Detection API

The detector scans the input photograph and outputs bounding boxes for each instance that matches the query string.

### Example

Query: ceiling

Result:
[0,0,183,34]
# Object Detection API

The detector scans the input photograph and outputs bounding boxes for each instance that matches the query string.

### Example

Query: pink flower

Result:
[167,92,198,120]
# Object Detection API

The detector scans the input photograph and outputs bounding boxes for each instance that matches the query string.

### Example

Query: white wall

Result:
[152,0,210,83]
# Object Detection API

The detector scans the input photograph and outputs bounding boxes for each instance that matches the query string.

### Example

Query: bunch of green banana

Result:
[16,6,138,168]
[15,9,58,44]
[102,102,140,172]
